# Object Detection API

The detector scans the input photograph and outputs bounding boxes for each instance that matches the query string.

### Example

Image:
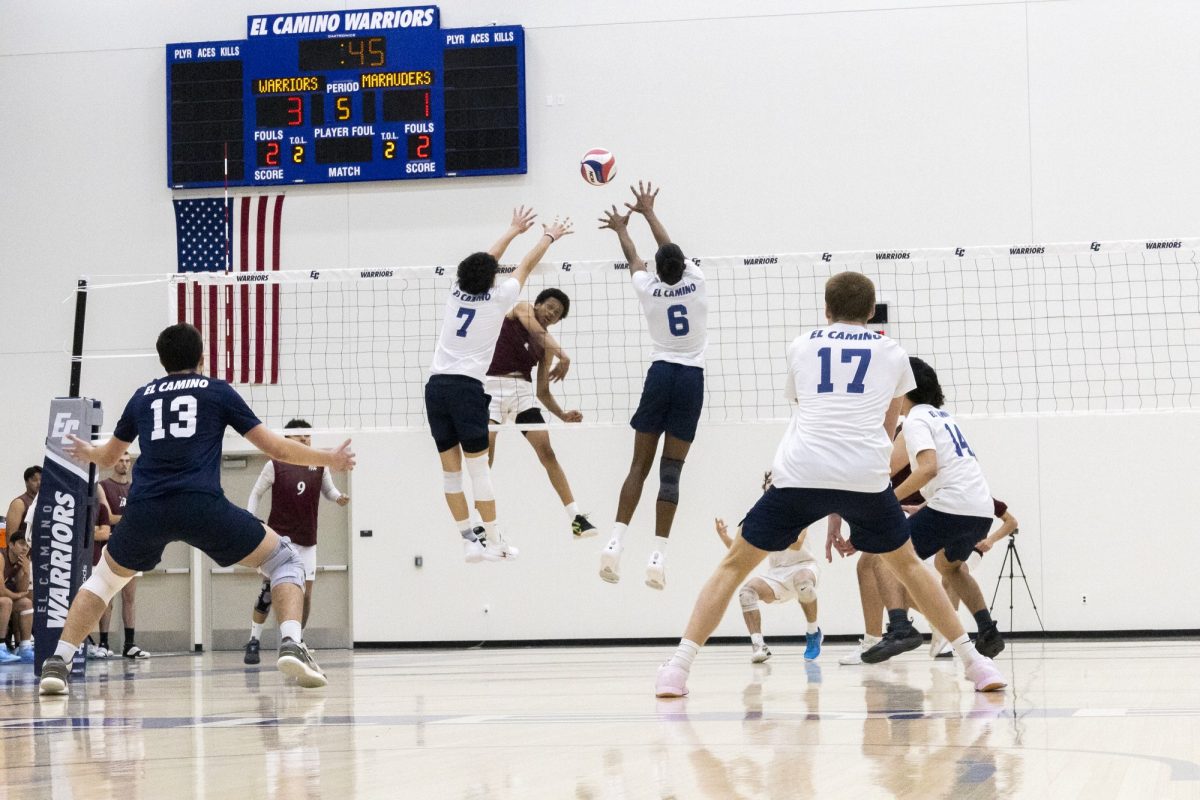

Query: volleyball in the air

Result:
[580,148,617,185]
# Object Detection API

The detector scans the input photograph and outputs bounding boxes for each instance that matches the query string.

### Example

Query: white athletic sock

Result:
[565,502,580,520]
[280,620,302,643]
[55,639,78,661]
[20,639,32,648]
[950,633,978,665]
[750,633,765,647]
[250,622,264,640]
[611,522,628,545]
[806,622,819,635]
[668,639,699,671]
[482,520,500,543]
[456,518,476,541]
[652,534,668,553]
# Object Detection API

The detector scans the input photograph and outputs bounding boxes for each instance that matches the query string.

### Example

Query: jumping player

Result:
[858,357,1008,663]
[485,288,596,538]
[654,272,1006,697]
[39,323,355,695]
[715,473,822,663]
[425,207,573,562]
[597,182,707,589]
[242,419,349,666]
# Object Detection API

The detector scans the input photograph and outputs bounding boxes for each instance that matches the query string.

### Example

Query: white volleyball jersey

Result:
[902,404,993,517]
[429,277,521,382]
[772,324,916,493]
[631,262,708,368]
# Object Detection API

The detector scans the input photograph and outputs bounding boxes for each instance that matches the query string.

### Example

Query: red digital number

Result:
[423,91,430,119]
[417,135,430,159]
[287,95,303,126]
[266,142,279,166]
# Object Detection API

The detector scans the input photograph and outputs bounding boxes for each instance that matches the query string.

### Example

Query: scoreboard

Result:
[167,5,525,188]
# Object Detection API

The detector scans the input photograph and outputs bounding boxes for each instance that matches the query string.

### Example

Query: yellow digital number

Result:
[292,145,304,164]
[384,141,396,160]
[336,96,351,121]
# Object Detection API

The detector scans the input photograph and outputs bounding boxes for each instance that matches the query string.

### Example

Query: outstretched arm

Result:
[65,435,133,470]
[512,217,573,289]
[487,206,537,261]
[625,180,670,246]
[243,426,356,472]
[535,352,582,422]
[598,206,646,275]
[978,511,1018,553]
[512,302,570,381]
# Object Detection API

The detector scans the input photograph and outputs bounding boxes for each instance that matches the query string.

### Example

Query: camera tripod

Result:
[988,530,1045,633]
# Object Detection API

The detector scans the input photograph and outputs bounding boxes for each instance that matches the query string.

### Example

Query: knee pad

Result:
[259,539,305,590]
[464,454,494,502]
[80,556,134,605]
[657,457,684,505]
[254,579,273,615]
[794,570,818,604]
[738,585,761,614]
[443,470,464,495]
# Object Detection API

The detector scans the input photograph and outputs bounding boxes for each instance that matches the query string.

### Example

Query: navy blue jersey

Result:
[113,373,261,502]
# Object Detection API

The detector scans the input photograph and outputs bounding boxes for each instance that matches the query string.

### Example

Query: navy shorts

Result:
[741,486,910,554]
[106,492,266,572]
[630,361,704,442]
[909,507,993,562]
[425,374,490,454]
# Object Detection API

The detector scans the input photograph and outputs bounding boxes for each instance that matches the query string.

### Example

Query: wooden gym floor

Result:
[1,639,1197,799]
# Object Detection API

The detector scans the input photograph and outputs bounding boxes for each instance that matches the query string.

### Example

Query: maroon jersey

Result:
[93,504,111,567]
[268,461,325,547]
[10,491,34,537]
[486,316,543,382]
[4,547,28,593]
[890,465,926,506]
[99,479,131,516]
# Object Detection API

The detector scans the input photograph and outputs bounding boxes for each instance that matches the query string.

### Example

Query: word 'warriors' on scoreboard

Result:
[167,5,526,188]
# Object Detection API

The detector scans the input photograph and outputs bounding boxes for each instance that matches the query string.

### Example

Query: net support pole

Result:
[68,278,88,398]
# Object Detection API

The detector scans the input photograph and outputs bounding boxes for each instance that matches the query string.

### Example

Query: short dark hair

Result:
[156,323,203,372]
[8,528,26,545]
[906,357,946,408]
[284,418,312,430]
[23,466,41,482]
[825,272,876,322]
[654,243,687,286]
[456,252,499,295]
[534,288,570,319]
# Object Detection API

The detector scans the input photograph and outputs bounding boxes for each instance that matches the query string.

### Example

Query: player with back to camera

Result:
[485,287,597,538]
[597,181,708,590]
[39,323,355,695]
[425,207,573,562]
[853,356,1008,664]
[714,471,823,663]
[654,272,1007,698]
[242,418,349,666]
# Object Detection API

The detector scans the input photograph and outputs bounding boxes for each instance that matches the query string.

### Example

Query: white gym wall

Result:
[2,0,1198,639]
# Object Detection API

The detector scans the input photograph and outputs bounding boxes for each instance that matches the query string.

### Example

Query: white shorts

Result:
[295,544,317,582]
[758,558,820,604]
[485,375,538,423]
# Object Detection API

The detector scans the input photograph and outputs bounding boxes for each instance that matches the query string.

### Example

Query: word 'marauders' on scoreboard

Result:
[167,5,525,188]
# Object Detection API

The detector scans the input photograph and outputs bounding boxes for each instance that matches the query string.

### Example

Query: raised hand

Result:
[510,205,536,233]
[329,439,357,471]
[543,216,574,241]
[624,180,659,216]
[715,517,729,538]
[65,434,99,465]
[598,205,631,232]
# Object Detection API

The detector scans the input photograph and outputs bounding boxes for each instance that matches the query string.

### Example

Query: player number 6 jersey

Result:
[631,263,708,368]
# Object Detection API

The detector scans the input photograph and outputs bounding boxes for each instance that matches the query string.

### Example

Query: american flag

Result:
[173,195,284,384]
